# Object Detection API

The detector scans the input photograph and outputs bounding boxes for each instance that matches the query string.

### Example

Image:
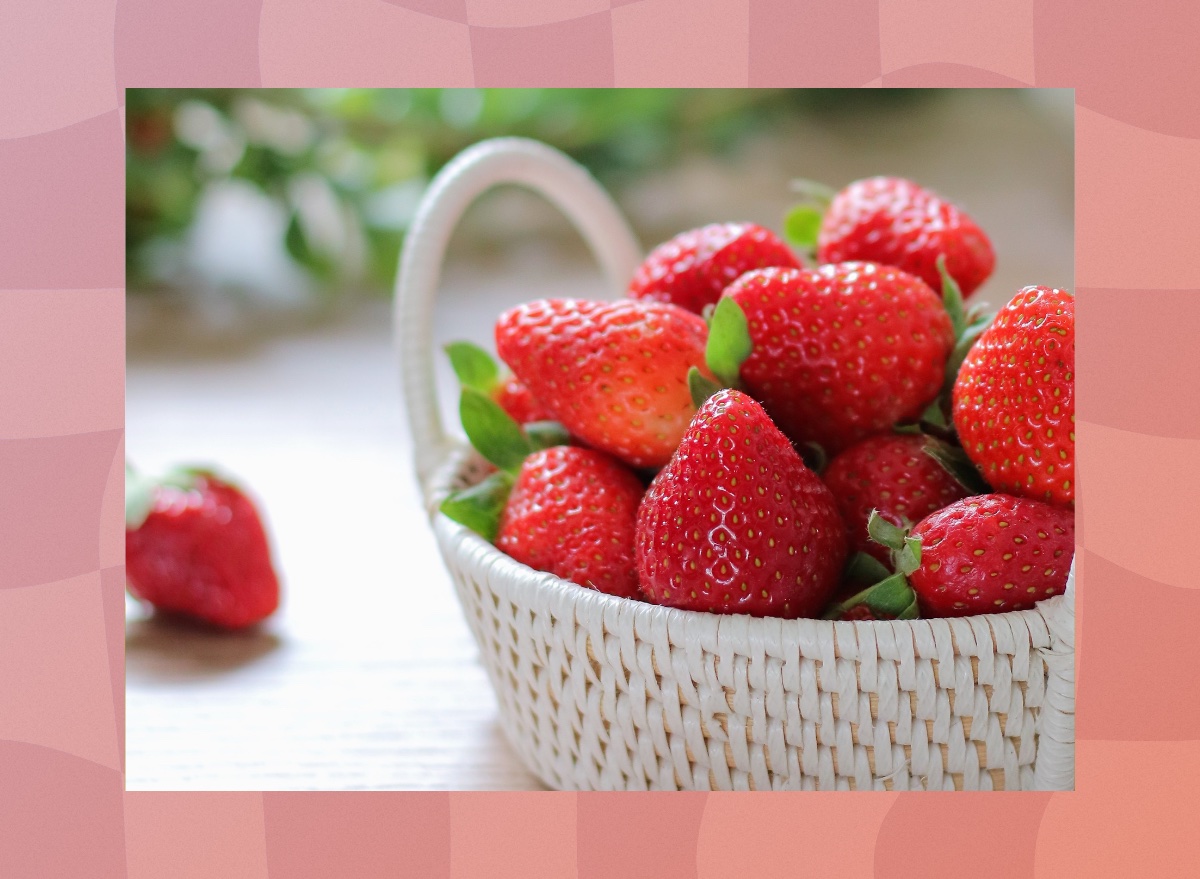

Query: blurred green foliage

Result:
[126,88,927,296]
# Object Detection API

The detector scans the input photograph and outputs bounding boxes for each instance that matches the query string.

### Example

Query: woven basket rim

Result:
[427,441,1069,638]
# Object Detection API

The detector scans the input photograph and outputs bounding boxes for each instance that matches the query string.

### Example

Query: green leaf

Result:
[787,178,836,204]
[845,551,892,585]
[705,297,752,388]
[897,596,920,620]
[125,464,157,531]
[459,388,532,475]
[445,341,500,395]
[524,420,571,452]
[782,204,823,254]
[439,471,514,543]
[126,463,216,530]
[861,573,918,617]
[866,510,908,552]
[896,536,922,577]
[943,312,994,393]
[688,366,724,408]
[937,254,967,338]
[823,572,917,620]
[922,436,991,494]
[921,399,948,429]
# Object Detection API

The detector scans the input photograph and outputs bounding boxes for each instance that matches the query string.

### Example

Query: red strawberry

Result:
[125,465,280,629]
[953,286,1075,507]
[497,446,644,599]
[636,389,846,618]
[909,494,1074,616]
[815,176,995,296]
[440,387,641,599]
[829,496,1073,619]
[445,341,552,424]
[823,433,971,565]
[495,299,712,469]
[714,263,954,455]
[628,223,801,314]
[493,376,551,424]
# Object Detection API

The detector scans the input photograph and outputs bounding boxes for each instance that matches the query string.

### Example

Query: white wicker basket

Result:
[395,137,1076,791]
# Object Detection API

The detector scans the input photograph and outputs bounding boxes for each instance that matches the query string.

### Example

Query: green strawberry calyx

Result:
[935,254,994,411]
[920,435,991,495]
[823,511,921,620]
[782,178,835,259]
[690,297,752,407]
[125,462,225,531]
[444,341,503,397]
[440,383,571,543]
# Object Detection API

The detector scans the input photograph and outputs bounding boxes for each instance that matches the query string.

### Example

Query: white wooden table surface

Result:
[125,257,612,791]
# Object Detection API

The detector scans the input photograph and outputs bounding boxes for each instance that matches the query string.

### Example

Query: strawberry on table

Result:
[636,389,847,618]
[628,223,800,315]
[709,262,954,455]
[125,465,281,630]
[822,433,972,565]
[953,285,1075,507]
[829,495,1074,619]
[445,340,551,424]
[807,176,995,296]
[440,386,643,599]
[495,298,712,469]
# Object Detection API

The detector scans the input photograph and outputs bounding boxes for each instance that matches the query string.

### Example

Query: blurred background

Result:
[125,89,1074,790]
[127,88,1072,333]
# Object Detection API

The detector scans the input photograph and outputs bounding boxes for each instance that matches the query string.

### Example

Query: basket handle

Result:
[393,138,643,493]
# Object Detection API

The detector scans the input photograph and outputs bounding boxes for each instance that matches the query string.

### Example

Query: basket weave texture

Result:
[397,138,1076,791]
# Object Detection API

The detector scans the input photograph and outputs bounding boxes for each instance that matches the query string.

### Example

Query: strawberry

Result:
[493,377,550,425]
[822,433,972,565]
[440,387,642,599]
[829,495,1074,619]
[125,465,280,629]
[811,176,995,296]
[495,298,712,469]
[708,263,954,455]
[628,223,800,314]
[953,286,1075,507]
[636,389,846,618]
[445,341,552,424]
[497,446,643,598]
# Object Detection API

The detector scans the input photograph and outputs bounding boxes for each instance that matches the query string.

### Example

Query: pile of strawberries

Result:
[443,175,1075,621]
